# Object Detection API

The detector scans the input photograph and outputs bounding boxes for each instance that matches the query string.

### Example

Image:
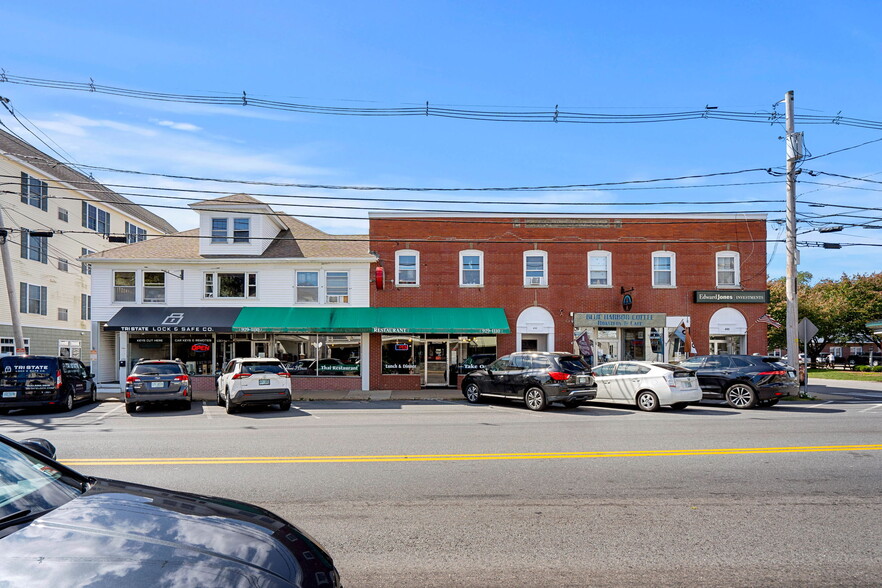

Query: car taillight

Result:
[56,369,63,389]
[126,376,140,383]
[759,370,787,376]
[665,374,678,387]
[280,372,291,378]
[175,375,190,382]
[548,371,570,381]
[232,373,250,379]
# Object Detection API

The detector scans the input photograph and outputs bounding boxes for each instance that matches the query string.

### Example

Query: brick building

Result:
[369,213,770,390]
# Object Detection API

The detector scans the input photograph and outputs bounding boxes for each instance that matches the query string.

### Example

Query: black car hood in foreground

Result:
[0,478,339,587]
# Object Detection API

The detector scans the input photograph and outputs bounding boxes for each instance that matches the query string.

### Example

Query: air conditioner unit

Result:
[251,333,268,341]
[326,295,342,304]
[529,277,542,285]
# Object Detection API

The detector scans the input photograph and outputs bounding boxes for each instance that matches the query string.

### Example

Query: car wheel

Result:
[670,402,689,410]
[635,390,660,412]
[464,382,482,404]
[91,386,98,404]
[217,388,226,406]
[225,392,237,414]
[182,400,192,411]
[524,387,547,411]
[125,402,136,414]
[725,383,757,409]
[60,392,74,412]
[562,399,583,409]
[279,400,291,411]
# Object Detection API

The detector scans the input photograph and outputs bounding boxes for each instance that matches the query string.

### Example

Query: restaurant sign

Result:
[694,290,770,304]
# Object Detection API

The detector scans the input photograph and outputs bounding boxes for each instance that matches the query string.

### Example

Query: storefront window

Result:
[382,336,418,374]
[128,335,171,367]
[172,336,214,375]
[275,334,360,376]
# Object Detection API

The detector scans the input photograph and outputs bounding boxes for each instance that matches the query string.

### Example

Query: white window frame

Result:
[232,218,250,243]
[1,337,30,355]
[143,271,166,303]
[296,271,320,303]
[211,218,228,243]
[125,221,147,244]
[81,294,91,321]
[651,251,676,288]
[830,346,842,357]
[587,250,612,288]
[325,271,350,304]
[715,251,741,288]
[395,250,420,287]
[113,271,137,302]
[81,248,94,275]
[523,250,548,287]
[82,202,110,236]
[203,272,258,299]
[459,250,484,287]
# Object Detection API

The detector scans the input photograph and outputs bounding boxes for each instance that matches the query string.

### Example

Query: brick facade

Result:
[369,214,769,361]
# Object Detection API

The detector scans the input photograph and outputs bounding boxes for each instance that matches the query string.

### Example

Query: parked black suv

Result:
[677,354,799,408]
[0,356,96,414]
[461,351,596,411]
[125,360,192,413]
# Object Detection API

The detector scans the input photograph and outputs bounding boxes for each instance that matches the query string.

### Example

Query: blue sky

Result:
[1,1,881,282]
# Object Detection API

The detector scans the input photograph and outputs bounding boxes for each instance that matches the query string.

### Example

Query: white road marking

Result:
[88,402,125,423]
[292,406,320,418]
[859,404,882,413]
[202,401,213,419]
[809,401,835,408]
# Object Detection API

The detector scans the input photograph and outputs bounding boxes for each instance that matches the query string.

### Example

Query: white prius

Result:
[590,361,702,412]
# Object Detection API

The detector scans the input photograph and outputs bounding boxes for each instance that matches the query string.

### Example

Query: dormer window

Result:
[211,218,228,243]
[211,217,250,243]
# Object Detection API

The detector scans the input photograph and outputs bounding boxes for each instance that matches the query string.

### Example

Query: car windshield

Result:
[0,358,55,385]
[131,363,184,375]
[557,355,590,372]
[242,362,285,374]
[0,439,83,530]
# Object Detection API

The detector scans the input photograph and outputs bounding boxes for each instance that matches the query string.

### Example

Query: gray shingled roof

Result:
[0,128,176,234]
[85,214,370,260]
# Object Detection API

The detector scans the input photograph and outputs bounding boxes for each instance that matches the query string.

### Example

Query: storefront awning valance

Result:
[232,307,510,334]
[104,307,242,332]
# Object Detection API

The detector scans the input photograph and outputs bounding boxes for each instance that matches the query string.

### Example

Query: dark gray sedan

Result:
[0,434,341,587]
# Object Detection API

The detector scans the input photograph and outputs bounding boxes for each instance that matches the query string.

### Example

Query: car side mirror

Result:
[85,370,93,379]
[20,438,57,460]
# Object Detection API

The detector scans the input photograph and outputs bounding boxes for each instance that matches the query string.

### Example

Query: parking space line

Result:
[292,406,320,418]
[859,404,882,413]
[809,401,835,408]
[88,402,125,423]
[202,401,213,419]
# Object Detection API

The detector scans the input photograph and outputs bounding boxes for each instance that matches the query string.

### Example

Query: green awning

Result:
[232,307,509,334]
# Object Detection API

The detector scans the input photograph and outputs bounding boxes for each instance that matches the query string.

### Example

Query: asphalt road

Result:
[2,383,880,587]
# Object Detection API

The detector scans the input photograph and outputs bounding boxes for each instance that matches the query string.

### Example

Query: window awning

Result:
[232,307,510,334]
[104,307,242,332]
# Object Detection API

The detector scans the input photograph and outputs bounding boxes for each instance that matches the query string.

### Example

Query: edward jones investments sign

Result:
[574,313,666,328]
[694,290,770,304]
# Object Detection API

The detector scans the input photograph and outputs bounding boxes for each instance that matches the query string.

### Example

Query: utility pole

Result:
[0,208,27,355]
[784,90,800,373]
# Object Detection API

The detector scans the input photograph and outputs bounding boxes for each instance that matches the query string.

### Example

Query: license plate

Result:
[259,379,270,385]
[2,391,16,398]
[577,376,587,384]
[150,381,164,388]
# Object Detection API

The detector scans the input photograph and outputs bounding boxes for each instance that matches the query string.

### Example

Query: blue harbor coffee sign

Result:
[574,313,666,328]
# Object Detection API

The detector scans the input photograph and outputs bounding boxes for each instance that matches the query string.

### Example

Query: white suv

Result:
[217,358,292,414]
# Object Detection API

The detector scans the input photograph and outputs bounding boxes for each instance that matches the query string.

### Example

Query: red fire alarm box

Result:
[375,266,385,290]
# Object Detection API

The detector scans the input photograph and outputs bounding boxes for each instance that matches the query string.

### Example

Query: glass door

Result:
[424,338,450,386]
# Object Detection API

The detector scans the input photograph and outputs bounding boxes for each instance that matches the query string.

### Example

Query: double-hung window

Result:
[20,173,48,211]
[588,250,611,287]
[143,272,165,303]
[1,337,30,355]
[296,271,319,303]
[211,218,228,243]
[233,218,250,243]
[19,283,47,315]
[652,251,676,287]
[715,251,740,288]
[460,250,483,287]
[82,202,110,235]
[204,272,257,298]
[396,250,419,286]
[20,231,48,264]
[81,248,94,274]
[114,271,136,302]
[125,222,147,244]
[326,272,349,303]
[524,250,548,286]
[81,294,91,320]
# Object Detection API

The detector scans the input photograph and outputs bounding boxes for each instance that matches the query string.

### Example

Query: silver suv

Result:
[217,358,292,414]
[125,360,191,413]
